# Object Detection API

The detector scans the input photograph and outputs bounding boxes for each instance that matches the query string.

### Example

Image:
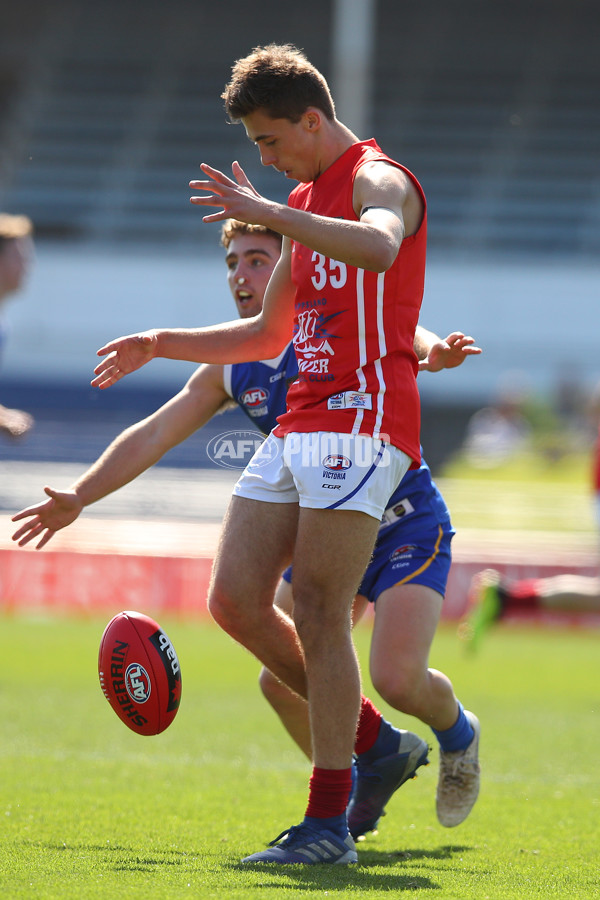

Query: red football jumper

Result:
[273,139,426,468]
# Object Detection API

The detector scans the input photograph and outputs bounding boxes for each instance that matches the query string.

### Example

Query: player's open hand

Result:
[190,161,271,224]
[11,487,83,549]
[419,332,482,373]
[92,331,159,389]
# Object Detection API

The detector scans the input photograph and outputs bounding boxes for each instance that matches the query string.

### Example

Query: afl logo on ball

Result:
[323,455,352,471]
[125,663,151,704]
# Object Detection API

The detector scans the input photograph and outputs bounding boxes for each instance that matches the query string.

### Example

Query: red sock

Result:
[305,766,353,819]
[353,695,382,756]
[509,579,541,607]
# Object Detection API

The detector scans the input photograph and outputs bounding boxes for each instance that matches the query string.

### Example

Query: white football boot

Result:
[436,710,480,827]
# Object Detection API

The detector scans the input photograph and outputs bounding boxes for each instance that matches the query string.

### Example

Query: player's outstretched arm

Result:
[417,330,482,373]
[11,487,83,549]
[191,160,408,273]
[13,364,231,549]
[91,330,159,389]
[92,321,265,390]
[93,252,295,390]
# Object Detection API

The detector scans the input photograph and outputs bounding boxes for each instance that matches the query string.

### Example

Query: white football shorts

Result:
[233,431,411,521]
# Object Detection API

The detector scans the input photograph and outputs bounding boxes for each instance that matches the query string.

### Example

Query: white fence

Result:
[3,243,599,404]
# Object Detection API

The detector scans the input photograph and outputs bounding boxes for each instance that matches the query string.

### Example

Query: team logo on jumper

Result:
[391,501,412,518]
[323,455,352,471]
[348,392,370,408]
[327,391,372,411]
[239,386,269,417]
[293,309,340,362]
[381,498,416,527]
[390,545,416,562]
[125,663,151,704]
[206,430,266,469]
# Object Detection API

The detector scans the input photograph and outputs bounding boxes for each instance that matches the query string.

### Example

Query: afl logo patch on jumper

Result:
[239,387,269,408]
[323,455,352,471]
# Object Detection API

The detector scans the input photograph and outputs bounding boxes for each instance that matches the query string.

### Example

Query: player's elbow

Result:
[369,251,396,273]
[265,328,290,357]
[362,236,399,273]
[250,313,291,359]
[254,329,288,360]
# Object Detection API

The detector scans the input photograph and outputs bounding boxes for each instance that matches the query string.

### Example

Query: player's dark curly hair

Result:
[220,219,282,250]
[222,44,335,124]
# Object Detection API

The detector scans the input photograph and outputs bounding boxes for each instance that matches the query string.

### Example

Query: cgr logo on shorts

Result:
[125,663,151,704]
[206,430,265,469]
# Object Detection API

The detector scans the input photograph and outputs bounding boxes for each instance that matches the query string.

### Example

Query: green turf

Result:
[439,449,593,486]
[1,616,598,899]
[434,450,598,534]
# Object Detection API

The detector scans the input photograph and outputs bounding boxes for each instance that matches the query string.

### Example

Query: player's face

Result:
[242,109,319,183]
[0,236,33,298]
[225,233,281,319]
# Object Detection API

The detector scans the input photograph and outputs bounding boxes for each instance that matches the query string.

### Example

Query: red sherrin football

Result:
[98,611,182,736]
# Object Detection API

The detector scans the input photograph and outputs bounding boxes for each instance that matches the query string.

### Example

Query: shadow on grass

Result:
[231,844,473,893]
[27,839,474,887]
[25,841,189,872]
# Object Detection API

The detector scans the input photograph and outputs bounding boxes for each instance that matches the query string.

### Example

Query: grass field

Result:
[1,615,598,899]
[437,449,598,535]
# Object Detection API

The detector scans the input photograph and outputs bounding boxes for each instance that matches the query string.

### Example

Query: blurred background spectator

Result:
[0,212,34,439]
[462,375,532,468]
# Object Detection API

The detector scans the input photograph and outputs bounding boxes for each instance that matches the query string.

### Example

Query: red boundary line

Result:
[3,547,599,626]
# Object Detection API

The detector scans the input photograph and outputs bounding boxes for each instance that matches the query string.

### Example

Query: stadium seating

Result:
[0,0,598,256]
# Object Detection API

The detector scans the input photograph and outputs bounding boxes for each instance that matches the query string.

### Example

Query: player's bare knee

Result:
[259,666,280,703]
[293,583,348,630]
[372,669,421,716]
[259,667,298,715]
[293,605,344,653]
[207,587,247,639]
